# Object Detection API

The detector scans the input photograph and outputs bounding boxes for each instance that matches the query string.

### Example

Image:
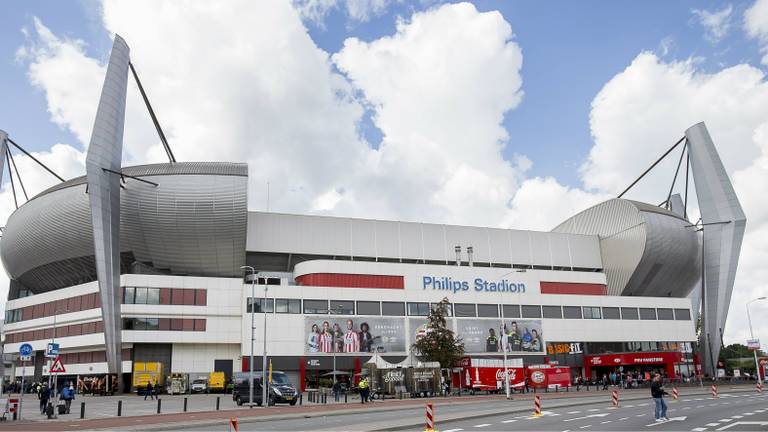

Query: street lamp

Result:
[747,297,766,382]
[240,265,257,408]
[327,304,345,386]
[496,268,526,400]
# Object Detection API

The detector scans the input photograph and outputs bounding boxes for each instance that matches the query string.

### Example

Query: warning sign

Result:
[50,356,66,373]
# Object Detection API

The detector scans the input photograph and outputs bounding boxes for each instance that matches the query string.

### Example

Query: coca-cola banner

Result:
[457,319,544,353]
[304,316,406,354]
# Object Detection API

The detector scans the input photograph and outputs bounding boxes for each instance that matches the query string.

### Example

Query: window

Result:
[134,287,148,304]
[454,303,477,317]
[542,305,562,318]
[183,289,196,305]
[407,302,430,316]
[502,305,521,318]
[602,307,620,319]
[146,318,160,331]
[639,308,657,320]
[330,300,354,315]
[195,289,207,306]
[247,298,274,313]
[160,288,172,305]
[276,299,301,314]
[521,305,542,318]
[357,301,381,315]
[382,302,405,316]
[674,308,691,321]
[304,299,329,314]
[477,304,499,318]
[172,289,185,305]
[171,319,183,331]
[583,307,602,319]
[194,319,206,331]
[433,303,453,316]
[621,307,639,320]
[147,288,160,305]
[563,306,582,319]
[657,308,674,320]
[124,287,135,304]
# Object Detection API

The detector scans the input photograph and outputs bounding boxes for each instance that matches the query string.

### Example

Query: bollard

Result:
[80,402,85,419]
[672,386,679,401]
[611,390,619,408]
[425,403,435,432]
[117,400,122,417]
[399,391,403,400]
[345,392,348,403]
[157,398,162,414]
[323,392,327,404]
[711,384,718,399]
[184,397,188,412]
[533,394,542,417]
[216,396,220,411]
[299,393,303,406]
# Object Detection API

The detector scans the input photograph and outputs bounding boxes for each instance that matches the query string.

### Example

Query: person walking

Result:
[144,381,155,401]
[39,383,51,415]
[61,382,75,414]
[332,380,341,402]
[650,373,669,422]
[602,374,609,390]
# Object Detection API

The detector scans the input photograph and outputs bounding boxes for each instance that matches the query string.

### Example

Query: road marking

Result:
[645,417,687,427]
[691,428,707,431]
[588,408,599,412]
[705,423,720,427]
[501,420,517,424]
[731,415,743,419]
[444,429,464,432]
[564,413,610,422]
[638,403,649,406]
[682,399,691,402]
[696,405,705,408]
[683,407,691,410]
[619,417,629,421]
[637,414,645,417]
[716,421,768,431]
[743,412,754,416]
[709,403,718,407]
[473,424,491,428]
[718,419,732,422]
[694,398,703,401]
[567,411,581,414]
[601,420,612,424]
[579,425,592,429]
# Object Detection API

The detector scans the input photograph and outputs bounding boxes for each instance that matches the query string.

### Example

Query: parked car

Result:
[232,371,298,406]
[190,379,208,393]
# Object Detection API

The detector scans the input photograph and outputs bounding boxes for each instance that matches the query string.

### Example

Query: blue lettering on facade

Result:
[422,276,525,294]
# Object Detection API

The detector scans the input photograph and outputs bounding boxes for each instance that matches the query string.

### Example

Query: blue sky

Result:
[1,0,763,187]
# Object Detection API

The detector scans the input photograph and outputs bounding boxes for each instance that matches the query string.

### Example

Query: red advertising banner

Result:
[584,351,686,378]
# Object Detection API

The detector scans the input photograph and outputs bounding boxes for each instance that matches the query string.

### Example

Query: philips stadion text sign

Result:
[421,275,526,294]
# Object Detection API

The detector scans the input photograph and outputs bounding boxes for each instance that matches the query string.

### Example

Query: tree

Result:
[411,297,465,369]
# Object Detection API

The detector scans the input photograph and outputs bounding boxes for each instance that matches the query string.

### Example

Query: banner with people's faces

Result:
[304,317,406,354]
[457,319,544,353]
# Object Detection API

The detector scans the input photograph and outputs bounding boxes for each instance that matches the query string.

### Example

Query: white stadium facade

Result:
[0,36,746,392]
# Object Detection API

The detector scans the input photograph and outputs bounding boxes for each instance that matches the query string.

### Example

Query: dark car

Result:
[232,371,298,406]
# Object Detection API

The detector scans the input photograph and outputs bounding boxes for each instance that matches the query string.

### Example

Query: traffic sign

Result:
[748,339,760,350]
[19,343,33,361]
[49,356,66,373]
[46,342,59,358]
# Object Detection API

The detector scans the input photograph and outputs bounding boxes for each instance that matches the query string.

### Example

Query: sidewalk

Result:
[0,384,756,431]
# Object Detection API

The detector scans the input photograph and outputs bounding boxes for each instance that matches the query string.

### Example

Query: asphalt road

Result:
[179,391,767,431]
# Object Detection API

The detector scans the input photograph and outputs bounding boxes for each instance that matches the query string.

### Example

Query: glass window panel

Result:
[583,307,602,319]
[304,299,329,314]
[124,287,135,304]
[171,319,183,331]
[357,301,381,315]
[172,289,185,305]
[542,305,562,318]
[134,288,148,305]
[275,299,289,313]
[330,300,354,315]
[639,308,657,320]
[657,308,674,320]
[521,305,542,318]
[477,304,499,318]
[407,302,429,316]
[563,306,582,319]
[382,302,405,316]
[621,307,639,320]
[183,289,196,305]
[288,299,301,314]
[195,289,207,306]
[146,318,159,331]
[454,303,476,317]
[147,288,160,305]
[674,308,691,321]
[502,305,520,318]
[602,307,620,319]
[194,319,206,331]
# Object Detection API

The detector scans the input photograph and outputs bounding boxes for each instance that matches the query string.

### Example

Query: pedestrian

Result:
[524,377,529,393]
[332,380,341,402]
[650,373,669,422]
[39,383,51,415]
[602,374,608,390]
[144,381,155,401]
[358,377,369,404]
[61,382,75,414]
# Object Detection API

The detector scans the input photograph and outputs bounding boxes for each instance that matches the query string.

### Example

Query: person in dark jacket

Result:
[650,373,669,421]
[144,381,155,400]
[39,384,51,414]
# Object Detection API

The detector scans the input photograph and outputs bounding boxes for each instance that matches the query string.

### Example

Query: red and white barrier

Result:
[425,403,435,432]
[533,394,542,416]
[612,390,619,408]
[757,382,763,394]
[711,384,718,398]
[672,386,679,401]
[229,417,238,432]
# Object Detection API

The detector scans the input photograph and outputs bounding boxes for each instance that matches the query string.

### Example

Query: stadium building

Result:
[0,36,745,391]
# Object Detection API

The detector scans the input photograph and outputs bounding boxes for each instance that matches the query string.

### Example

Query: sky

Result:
[0,0,767,348]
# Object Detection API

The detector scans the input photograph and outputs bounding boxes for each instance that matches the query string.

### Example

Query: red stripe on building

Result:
[295,273,404,289]
[540,282,607,296]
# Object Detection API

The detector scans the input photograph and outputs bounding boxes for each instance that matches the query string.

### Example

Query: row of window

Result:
[12,348,133,366]
[245,299,692,321]
[5,320,104,343]
[4,292,102,324]
[122,317,206,332]
[123,287,207,306]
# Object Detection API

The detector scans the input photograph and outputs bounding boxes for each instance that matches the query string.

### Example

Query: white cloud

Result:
[692,4,733,43]
[294,0,392,27]
[744,0,768,64]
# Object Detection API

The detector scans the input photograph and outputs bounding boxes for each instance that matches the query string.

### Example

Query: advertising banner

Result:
[457,319,544,354]
[304,316,406,354]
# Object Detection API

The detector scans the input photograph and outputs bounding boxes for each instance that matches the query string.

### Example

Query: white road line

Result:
[588,408,599,412]
[626,405,635,408]
[709,404,718,407]
[638,403,649,406]
[718,419,732,422]
[637,414,645,417]
[682,399,692,402]
[683,407,691,410]
[501,420,517,424]
[567,411,581,414]
[696,405,705,408]
[579,425,592,429]
[705,423,720,427]
[619,417,629,421]
[731,415,743,419]
[473,424,491,428]
[443,429,464,432]
[690,428,707,431]
[743,412,754,416]
[601,420,612,424]
[694,398,704,401]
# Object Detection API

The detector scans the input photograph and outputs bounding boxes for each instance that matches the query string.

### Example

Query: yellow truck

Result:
[208,371,226,393]
[133,362,164,393]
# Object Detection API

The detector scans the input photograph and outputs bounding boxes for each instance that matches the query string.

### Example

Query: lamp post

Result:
[261,277,269,408]
[48,307,69,418]
[747,297,766,382]
[240,265,257,407]
[328,304,344,385]
[496,268,526,400]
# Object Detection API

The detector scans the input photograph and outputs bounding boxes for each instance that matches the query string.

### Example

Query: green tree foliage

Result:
[411,297,465,368]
